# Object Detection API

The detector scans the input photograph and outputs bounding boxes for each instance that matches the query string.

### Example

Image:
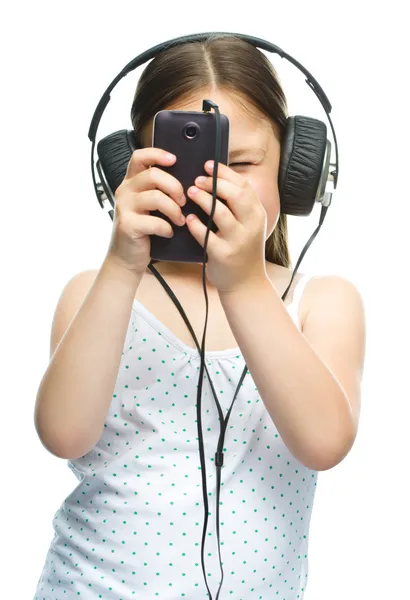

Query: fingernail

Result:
[165,153,176,161]
[179,194,186,205]
[196,176,206,184]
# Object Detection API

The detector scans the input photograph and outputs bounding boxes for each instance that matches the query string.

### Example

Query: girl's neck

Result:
[147,261,212,282]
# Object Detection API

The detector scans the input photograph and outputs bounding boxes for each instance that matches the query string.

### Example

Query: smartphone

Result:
[150,109,230,263]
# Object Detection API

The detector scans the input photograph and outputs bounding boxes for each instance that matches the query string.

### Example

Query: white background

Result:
[1,1,409,598]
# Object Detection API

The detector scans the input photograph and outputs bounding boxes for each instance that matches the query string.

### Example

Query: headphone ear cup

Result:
[97,129,140,197]
[278,116,327,216]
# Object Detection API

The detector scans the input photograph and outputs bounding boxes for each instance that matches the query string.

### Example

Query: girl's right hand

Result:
[105,148,187,274]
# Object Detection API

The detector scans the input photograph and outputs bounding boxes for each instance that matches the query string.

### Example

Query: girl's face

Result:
[141,87,282,243]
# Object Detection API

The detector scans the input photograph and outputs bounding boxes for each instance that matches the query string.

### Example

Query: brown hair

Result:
[130,34,291,268]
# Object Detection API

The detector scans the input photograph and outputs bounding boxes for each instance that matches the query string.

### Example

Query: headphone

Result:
[88,32,339,600]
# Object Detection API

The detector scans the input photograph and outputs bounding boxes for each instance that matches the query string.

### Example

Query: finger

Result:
[204,160,244,186]
[119,211,175,239]
[125,165,185,206]
[125,147,176,180]
[186,186,236,236]
[128,189,186,227]
[185,212,223,254]
[191,173,255,224]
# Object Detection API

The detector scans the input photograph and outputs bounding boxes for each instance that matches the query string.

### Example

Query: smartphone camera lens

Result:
[184,123,198,139]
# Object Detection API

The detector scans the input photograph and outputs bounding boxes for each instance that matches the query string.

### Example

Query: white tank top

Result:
[34,274,318,600]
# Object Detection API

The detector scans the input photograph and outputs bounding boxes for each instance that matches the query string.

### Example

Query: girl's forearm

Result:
[219,278,356,471]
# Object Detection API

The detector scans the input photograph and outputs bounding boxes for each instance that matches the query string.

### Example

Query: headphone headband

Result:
[88,31,338,188]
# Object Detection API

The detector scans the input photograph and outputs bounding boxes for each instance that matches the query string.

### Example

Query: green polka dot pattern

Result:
[34,275,317,599]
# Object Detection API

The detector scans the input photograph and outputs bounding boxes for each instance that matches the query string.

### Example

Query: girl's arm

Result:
[34,257,143,460]
[218,275,366,471]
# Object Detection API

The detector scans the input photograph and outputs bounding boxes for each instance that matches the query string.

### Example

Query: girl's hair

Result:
[130,34,291,268]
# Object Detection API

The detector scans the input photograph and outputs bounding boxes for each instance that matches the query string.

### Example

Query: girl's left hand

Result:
[185,160,269,293]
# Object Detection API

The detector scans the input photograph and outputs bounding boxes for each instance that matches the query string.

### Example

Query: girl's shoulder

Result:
[267,263,364,332]
[298,273,364,334]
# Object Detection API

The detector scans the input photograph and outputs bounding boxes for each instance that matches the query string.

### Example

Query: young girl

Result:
[34,35,366,600]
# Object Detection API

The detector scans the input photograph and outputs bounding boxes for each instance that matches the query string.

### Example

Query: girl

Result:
[34,35,366,600]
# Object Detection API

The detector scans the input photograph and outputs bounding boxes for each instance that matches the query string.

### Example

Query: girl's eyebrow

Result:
[229,148,266,160]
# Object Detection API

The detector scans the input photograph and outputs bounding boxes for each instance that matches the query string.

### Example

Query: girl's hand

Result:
[186,160,269,293]
[106,148,187,275]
